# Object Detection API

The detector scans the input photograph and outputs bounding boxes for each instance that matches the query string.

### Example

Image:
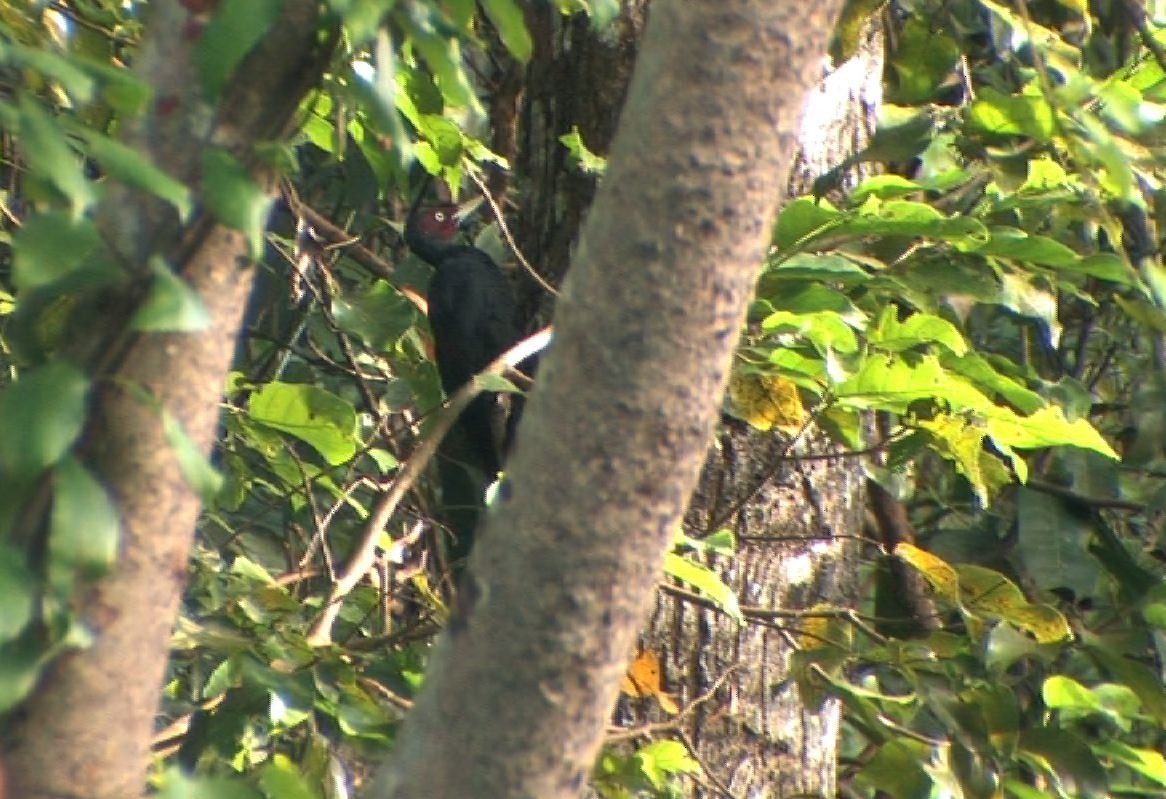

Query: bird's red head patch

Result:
[412,204,460,241]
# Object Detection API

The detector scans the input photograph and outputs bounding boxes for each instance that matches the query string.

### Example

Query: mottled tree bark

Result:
[508,5,883,797]
[636,28,884,798]
[1,3,330,797]
[375,2,844,798]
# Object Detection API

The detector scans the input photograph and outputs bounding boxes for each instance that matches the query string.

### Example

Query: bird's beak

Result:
[456,195,486,226]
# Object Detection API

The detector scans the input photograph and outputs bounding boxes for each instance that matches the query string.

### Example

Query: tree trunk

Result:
[510,5,883,796]
[1,3,330,797]
[374,2,843,797]
[637,26,884,798]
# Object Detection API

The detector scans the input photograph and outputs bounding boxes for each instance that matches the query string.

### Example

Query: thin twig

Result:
[467,169,558,297]
[605,663,741,742]
[282,183,429,314]
[305,327,553,645]
[679,729,740,799]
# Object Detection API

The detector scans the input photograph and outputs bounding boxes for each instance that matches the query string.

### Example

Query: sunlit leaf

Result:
[663,553,741,621]
[560,126,607,174]
[620,650,678,714]
[984,406,1117,459]
[249,382,358,466]
[957,565,1071,643]
[635,740,699,789]
[257,754,317,799]
[967,87,1054,142]
[870,308,967,355]
[894,542,960,603]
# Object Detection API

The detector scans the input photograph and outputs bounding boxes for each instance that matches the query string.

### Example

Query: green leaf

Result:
[889,18,960,103]
[847,197,988,242]
[0,638,49,714]
[258,754,319,799]
[196,0,282,98]
[870,308,967,356]
[663,553,741,621]
[1092,741,1166,787]
[984,406,1117,458]
[1015,488,1099,595]
[943,353,1043,414]
[155,767,262,799]
[1070,253,1135,284]
[559,126,607,174]
[917,415,1011,504]
[838,353,991,414]
[774,197,841,250]
[1018,727,1107,799]
[415,114,463,166]
[765,253,871,283]
[131,260,211,332]
[966,227,1079,267]
[849,174,925,203]
[1043,675,1104,714]
[0,362,90,476]
[407,22,485,119]
[762,309,859,354]
[50,455,121,582]
[481,0,533,63]
[1088,647,1166,724]
[84,60,152,117]
[78,129,192,218]
[958,565,1071,643]
[0,544,35,643]
[0,40,94,103]
[967,87,1055,142]
[635,740,699,789]
[163,411,223,504]
[201,148,272,259]
[16,96,96,216]
[12,212,103,292]
[857,739,932,799]
[477,373,519,393]
[249,382,358,466]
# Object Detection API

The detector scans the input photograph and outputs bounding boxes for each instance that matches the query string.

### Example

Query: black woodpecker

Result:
[405,199,520,566]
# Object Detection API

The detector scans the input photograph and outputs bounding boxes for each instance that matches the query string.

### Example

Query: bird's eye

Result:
[434,211,446,222]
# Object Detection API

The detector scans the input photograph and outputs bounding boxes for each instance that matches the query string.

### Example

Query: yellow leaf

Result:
[894,542,960,603]
[620,650,679,715]
[728,371,806,434]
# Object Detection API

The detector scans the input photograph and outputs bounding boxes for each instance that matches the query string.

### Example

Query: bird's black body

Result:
[406,207,519,474]
[405,202,519,566]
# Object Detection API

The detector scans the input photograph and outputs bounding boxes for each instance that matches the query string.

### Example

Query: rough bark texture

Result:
[2,3,329,797]
[512,1,649,322]
[633,27,885,799]
[374,2,844,798]
[509,6,882,796]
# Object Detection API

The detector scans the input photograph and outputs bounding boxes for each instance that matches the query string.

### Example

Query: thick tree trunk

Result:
[637,27,884,798]
[1,3,329,797]
[374,2,843,797]
[510,5,882,796]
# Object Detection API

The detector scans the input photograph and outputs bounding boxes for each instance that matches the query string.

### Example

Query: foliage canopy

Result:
[3,0,1166,797]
